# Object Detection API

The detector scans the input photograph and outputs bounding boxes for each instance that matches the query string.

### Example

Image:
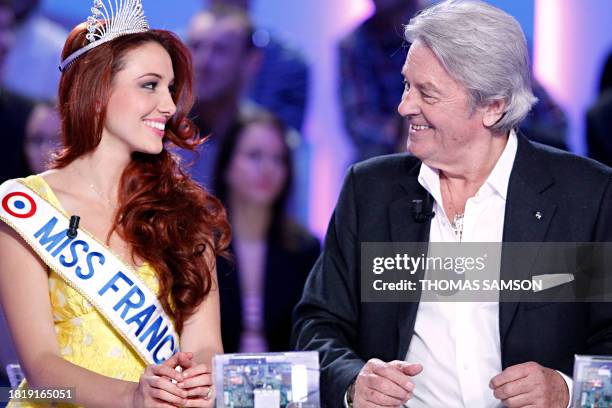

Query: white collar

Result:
[417,129,518,203]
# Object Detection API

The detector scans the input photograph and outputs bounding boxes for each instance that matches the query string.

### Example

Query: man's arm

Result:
[585,175,612,352]
[492,175,612,408]
[292,166,365,405]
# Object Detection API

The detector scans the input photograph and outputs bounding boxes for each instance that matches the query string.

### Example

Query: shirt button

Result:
[463,363,469,370]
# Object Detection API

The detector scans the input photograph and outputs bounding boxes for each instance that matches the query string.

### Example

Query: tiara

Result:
[59,0,150,72]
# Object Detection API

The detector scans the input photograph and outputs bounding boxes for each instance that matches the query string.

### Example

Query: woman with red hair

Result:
[0,2,230,407]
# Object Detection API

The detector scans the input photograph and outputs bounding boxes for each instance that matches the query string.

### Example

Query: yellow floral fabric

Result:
[8,175,169,407]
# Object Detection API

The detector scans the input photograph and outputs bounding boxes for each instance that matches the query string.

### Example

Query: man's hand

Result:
[352,358,422,408]
[489,362,569,408]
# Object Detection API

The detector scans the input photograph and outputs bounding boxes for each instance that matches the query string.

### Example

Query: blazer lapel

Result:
[499,136,557,345]
[389,159,434,359]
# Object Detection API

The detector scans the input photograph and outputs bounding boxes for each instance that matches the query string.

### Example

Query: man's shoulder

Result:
[350,153,420,181]
[528,141,612,181]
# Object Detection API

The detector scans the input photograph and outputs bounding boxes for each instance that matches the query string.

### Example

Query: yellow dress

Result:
[8,175,173,407]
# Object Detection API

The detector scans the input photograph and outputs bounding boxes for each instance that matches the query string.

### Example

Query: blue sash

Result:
[0,179,179,364]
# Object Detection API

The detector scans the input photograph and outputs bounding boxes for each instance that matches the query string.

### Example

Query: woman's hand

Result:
[176,352,215,407]
[132,352,189,408]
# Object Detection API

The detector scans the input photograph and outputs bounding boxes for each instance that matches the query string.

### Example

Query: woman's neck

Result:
[65,143,130,206]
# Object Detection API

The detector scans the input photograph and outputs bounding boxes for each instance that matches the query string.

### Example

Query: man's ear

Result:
[483,99,506,128]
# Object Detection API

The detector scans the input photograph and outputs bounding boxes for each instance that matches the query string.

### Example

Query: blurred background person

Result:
[212,111,319,353]
[23,102,60,174]
[587,50,612,167]
[0,0,33,183]
[183,5,262,188]
[206,0,309,132]
[0,1,27,388]
[518,80,568,151]
[0,0,66,100]
[339,0,421,162]
[597,51,612,95]
[184,5,310,222]
[518,44,568,151]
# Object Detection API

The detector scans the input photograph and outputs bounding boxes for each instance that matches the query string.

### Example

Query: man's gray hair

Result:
[404,0,537,131]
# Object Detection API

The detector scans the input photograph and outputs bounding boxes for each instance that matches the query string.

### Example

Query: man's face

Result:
[188,13,251,102]
[0,6,14,69]
[398,41,488,169]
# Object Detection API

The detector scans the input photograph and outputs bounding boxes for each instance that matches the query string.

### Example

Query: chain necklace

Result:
[442,177,464,241]
[73,167,116,209]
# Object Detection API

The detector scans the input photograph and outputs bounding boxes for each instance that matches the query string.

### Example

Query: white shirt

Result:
[404,131,572,407]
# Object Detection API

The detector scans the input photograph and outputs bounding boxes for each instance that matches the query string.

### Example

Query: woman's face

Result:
[225,122,288,208]
[103,41,176,156]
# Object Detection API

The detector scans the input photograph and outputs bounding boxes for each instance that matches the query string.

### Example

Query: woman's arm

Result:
[0,223,186,408]
[180,267,224,367]
[176,254,224,406]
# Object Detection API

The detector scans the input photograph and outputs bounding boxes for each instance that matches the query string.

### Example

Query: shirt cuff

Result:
[556,370,573,408]
[344,390,350,408]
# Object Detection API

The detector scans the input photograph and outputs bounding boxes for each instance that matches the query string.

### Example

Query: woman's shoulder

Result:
[21,172,48,191]
[21,171,65,208]
[0,173,56,212]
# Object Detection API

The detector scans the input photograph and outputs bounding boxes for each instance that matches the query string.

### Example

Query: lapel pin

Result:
[534,211,543,220]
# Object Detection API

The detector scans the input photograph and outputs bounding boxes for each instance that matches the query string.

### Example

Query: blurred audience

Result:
[0,2,25,386]
[587,50,612,167]
[207,0,309,131]
[339,0,420,162]
[213,112,319,353]
[23,102,60,174]
[0,0,33,184]
[598,51,612,95]
[1,0,66,100]
[518,80,568,151]
[183,5,310,222]
[184,5,264,187]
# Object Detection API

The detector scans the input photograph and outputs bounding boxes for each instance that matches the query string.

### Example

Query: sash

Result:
[0,179,179,365]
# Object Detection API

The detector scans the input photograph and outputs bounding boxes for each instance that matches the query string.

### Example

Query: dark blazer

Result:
[218,223,320,353]
[292,135,612,406]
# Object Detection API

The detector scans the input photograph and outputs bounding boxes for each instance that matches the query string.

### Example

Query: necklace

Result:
[73,167,115,209]
[442,177,464,241]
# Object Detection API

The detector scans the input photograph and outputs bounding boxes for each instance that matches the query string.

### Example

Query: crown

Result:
[59,0,150,72]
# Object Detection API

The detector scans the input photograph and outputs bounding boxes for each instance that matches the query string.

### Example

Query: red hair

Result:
[54,24,231,333]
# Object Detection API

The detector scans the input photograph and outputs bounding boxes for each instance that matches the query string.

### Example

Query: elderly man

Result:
[293,1,612,407]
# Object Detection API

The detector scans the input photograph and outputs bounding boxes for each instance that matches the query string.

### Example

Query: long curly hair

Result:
[54,24,231,333]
